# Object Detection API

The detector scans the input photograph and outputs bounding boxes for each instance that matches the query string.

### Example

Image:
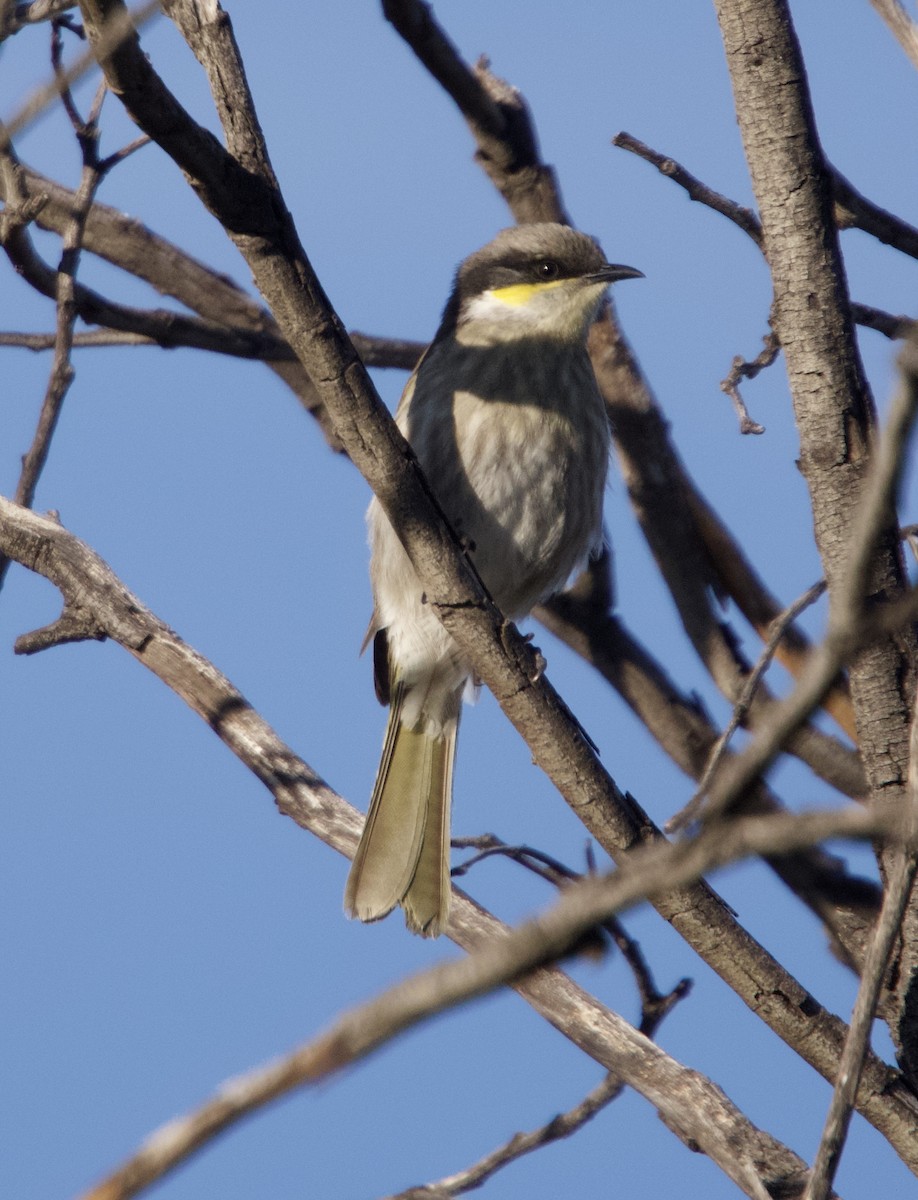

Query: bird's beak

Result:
[587,263,644,284]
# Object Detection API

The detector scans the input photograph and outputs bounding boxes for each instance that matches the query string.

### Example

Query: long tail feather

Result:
[345,683,459,937]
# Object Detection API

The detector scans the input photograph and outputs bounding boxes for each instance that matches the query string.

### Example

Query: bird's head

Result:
[441,223,642,346]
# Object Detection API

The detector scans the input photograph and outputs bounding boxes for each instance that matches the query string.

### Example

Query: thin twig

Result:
[0,323,424,367]
[613,131,763,244]
[0,329,159,348]
[2,495,915,1179]
[803,854,918,1200]
[804,676,918,1200]
[0,116,96,590]
[701,337,918,823]
[851,302,917,341]
[384,1073,625,1200]
[72,794,900,1200]
[452,833,692,1029]
[720,328,779,435]
[1,0,161,144]
[833,169,918,262]
[614,129,918,306]
[0,49,143,593]
[1,1,80,40]
[670,580,828,832]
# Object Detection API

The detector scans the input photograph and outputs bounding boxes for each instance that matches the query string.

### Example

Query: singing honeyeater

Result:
[344,223,642,937]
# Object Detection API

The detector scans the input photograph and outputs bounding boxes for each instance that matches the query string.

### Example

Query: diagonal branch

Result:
[538,592,879,974]
[2,495,918,1175]
[383,0,861,798]
[614,130,918,267]
[804,851,918,1200]
[383,1073,626,1200]
[713,0,918,1072]
[381,0,567,225]
[700,339,918,826]
[870,0,918,73]
[1,497,887,1200]
[0,72,113,592]
[70,0,916,1124]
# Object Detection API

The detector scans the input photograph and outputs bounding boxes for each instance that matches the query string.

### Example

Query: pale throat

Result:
[456,280,606,346]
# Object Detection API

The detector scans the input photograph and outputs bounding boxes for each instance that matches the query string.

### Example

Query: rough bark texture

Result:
[713,0,918,1077]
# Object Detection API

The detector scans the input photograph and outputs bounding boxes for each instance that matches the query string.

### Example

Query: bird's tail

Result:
[345,681,460,937]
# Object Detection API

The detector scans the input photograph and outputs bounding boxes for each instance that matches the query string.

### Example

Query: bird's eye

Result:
[536,260,559,280]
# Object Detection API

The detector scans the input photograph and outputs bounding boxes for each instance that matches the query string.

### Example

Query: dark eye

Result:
[536,260,559,280]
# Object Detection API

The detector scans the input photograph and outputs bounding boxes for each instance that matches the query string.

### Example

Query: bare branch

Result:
[832,169,918,261]
[615,130,918,268]
[2,214,304,356]
[0,85,113,591]
[850,302,917,340]
[0,0,79,41]
[538,582,876,973]
[1,496,916,1174]
[720,328,779,435]
[701,337,918,825]
[381,0,567,224]
[452,833,692,1032]
[869,0,918,72]
[384,1074,626,1200]
[804,853,918,1200]
[3,0,160,143]
[0,329,148,348]
[670,580,829,833]
[613,131,764,243]
[805,662,918,1199]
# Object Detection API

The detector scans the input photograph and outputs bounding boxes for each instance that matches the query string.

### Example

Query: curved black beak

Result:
[588,263,645,285]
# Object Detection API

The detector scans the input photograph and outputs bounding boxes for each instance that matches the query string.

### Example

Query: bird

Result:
[344,223,642,937]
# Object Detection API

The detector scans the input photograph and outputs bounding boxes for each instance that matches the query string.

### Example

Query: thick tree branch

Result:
[713,0,918,1071]
[538,578,878,977]
[3,497,918,1177]
[701,340,918,828]
[4,497,899,1198]
[381,0,862,794]
[69,0,918,1124]
[806,661,918,1199]
[805,852,918,1200]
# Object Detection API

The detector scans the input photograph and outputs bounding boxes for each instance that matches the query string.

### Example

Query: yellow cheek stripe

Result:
[489,280,566,307]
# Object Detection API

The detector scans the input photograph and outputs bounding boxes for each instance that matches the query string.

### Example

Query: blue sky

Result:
[3,4,918,1198]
